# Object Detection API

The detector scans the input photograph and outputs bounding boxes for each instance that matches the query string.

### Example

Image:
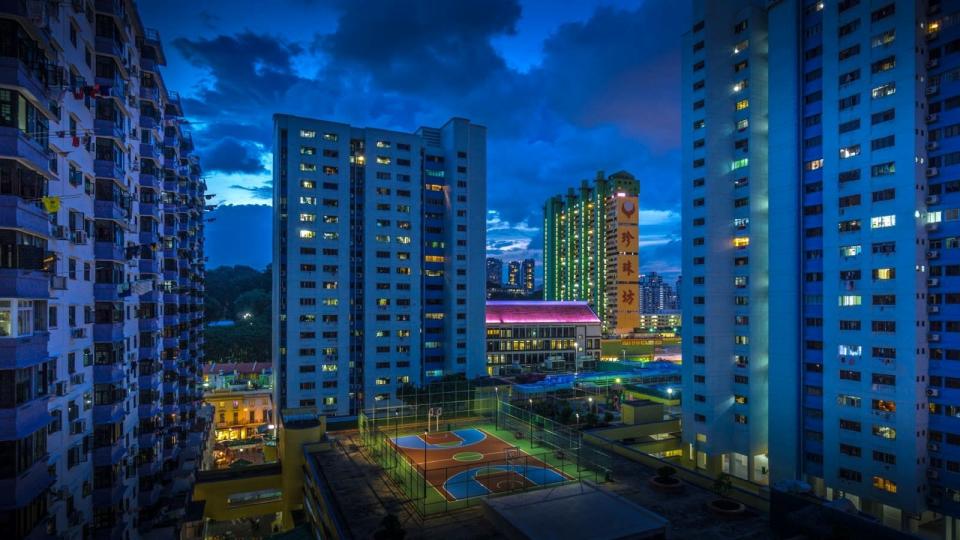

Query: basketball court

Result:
[389,426,571,501]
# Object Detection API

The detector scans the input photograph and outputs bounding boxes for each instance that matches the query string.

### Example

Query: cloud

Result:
[202,137,267,174]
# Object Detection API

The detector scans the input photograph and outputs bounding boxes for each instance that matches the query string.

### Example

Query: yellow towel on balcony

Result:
[41,196,61,213]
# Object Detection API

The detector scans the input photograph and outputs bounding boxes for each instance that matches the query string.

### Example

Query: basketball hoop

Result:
[427,407,443,433]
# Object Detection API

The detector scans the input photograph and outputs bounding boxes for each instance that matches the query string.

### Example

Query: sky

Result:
[140,0,687,278]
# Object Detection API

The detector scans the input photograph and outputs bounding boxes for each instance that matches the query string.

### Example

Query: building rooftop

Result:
[486,301,601,325]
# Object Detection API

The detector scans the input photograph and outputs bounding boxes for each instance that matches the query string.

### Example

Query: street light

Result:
[528,399,534,446]
[494,387,500,430]
[588,396,594,416]
[423,430,428,498]
[394,410,399,468]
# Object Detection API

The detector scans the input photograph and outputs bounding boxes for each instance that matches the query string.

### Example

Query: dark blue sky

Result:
[141,0,687,276]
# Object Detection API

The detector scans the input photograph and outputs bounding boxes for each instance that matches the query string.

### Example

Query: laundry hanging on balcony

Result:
[41,196,61,213]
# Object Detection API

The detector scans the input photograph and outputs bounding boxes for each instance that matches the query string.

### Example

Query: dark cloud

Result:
[202,137,266,174]
[230,183,272,199]
[162,2,684,279]
[320,0,521,95]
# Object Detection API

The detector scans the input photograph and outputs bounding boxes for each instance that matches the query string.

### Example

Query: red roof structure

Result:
[485,301,601,325]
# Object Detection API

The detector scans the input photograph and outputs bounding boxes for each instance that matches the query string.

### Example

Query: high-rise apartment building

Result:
[272,116,486,417]
[506,260,521,288]
[640,272,677,314]
[521,258,535,293]
[544,170,640,333]
[486,257,503,287]
[683,0,960,532]
[0,2,207,538]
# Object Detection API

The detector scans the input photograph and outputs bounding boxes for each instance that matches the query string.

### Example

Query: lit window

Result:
[838,295,862,306]
[376,156,391,165]
[839,145,861,159]
[870,215,896,229]
[300,163,316,172]
[873,268,894,280]
[731,158,749,171]
[299,230,315,239]
[732,79,748,93]
[733,237,750,248]
[840,244,861,257]
[322,232,338,240]
[300,129,316,138]
[301,180,315,189]
[375,235,390,243]
[736,119,749,131]
[299,213,316,222]
[323,133,338,141]
[376,140,391,148]
[805,158,824,171]
[300,146,316,155]
[396,236,412,244]
[871,82,896,99]
[733,40,748,54]
[872,476,897,493]
[735,99,749,111]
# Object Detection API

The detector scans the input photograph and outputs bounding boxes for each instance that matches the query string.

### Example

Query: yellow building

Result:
[207,388,274,441]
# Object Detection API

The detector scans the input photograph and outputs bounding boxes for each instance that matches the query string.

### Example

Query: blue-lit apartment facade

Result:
[683,0,960,534]
[272,116,486,417]
[0,1,207,538]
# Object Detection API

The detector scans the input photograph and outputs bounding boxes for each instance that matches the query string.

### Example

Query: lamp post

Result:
[423,430,428,499]
[528,399,533,446]
[394,410,399,469]
[494,387,499,430]
[588,396,594,417]
[575,412,580,429]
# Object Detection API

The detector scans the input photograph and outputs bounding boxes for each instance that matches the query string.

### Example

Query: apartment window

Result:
[871,162,895,177]
[871,56,896,74]
[870,4,894,22]
[736,119,749,131]
[838,94,860,110]
[839,69,860,85]
[735,99,749,111]
[872,30,895,48]
[871,82,896,99]
[871,109,895,125]
[838,295,862,306]
[839,145,860,159]
[870,215,895,229]
[300,129,316,138]
[839,44,860,61]
[734,19,748,33]
[872,188,895,202]
[839,119,860,133]
[838,19,860,37]
[871,135,895,150]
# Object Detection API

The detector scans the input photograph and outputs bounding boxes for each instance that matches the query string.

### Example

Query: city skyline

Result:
[138,0,687,277]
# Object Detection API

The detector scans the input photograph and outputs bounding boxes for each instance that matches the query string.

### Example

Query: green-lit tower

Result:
[543,170,640,332]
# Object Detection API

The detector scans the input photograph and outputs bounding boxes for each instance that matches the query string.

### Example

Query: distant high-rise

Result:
[273,116,487,417]
[640,272,675,314]
[521,258,536,292]
[682,0,954,530]
[486,257,504,287]
[0,3,207,536]
[544,171,640,334]
[507,260,521,288]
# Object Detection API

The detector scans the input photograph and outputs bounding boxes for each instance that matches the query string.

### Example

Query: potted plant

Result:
[707,473,746,516]
[648,465,683,493]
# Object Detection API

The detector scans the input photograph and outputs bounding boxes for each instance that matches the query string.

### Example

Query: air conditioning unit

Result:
[928,113,940,123]
[928,141,939,151]
[930,333,942,342]
[929,250,941,259]
[72,230,87,244]
[928,58,941,68]
[929,278,940,287]
[930,305,941,314]
[929,388,941,397]
[927,222,940,232]
[929,442,941,451]
[71,327,86,339]
[928,167,940,177]
[927,195,940,205]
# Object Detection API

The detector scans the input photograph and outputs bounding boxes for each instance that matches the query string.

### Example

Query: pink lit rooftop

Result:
[486,301,601,325]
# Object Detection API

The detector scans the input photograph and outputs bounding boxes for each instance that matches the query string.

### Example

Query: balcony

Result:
[95,0,127,20]
[94,241,125,262]
[0,195,48,238]
[0,127,51,174]
[0,267,50,300]
[95,35,124,60]
[0,54,59,106]
[0,393,50,439]
[140,56,157,74]
[93,438,127,466]
[94,118,124,140]
[0,456,52,510]
[139,85,159,102]
[94,159,124,180]
[138,318,160,333]
[140,141,161,161]
[139,400,161,418]
[93,363,125,384]
[93,481,127,506]
[93,400,125,424]
[140,169,159,188]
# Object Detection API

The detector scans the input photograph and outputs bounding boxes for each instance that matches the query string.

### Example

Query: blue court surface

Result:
[391,428,487,450]
[442,464,568,500]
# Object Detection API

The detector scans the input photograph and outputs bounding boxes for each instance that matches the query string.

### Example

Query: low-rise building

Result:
[486,301,601,375]
[207,388,275,442]
[203,361,273,390]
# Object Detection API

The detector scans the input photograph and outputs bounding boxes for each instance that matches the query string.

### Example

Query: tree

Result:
[373,514,406,540]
